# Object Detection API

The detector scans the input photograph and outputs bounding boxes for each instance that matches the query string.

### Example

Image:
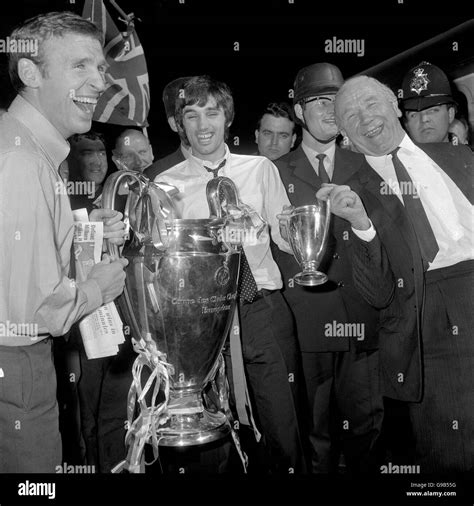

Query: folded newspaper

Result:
[72,209,125,359]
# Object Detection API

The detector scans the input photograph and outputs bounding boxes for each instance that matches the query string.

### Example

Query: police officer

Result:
[273,63,384,474]
[400,61,457,144]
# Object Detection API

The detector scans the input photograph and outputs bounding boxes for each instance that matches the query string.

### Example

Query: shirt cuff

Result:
[78,278,103,315]
[351,219,376,242]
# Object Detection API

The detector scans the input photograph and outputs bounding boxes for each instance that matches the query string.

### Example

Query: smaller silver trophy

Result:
[283,201,331,286]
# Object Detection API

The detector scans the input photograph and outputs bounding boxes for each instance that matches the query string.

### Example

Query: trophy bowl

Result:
[102,171,241,449]
[123,219,240,446]
[285,201,331,286]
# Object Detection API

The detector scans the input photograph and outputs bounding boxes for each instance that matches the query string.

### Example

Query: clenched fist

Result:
[87,254,128,304]
[89,208,127,246]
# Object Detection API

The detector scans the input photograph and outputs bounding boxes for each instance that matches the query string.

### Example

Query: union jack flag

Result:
[82,0,150,127]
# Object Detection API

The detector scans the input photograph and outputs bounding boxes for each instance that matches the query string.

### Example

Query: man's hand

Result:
[87,254,129,304]
[316,184,371,231]
[89,208,127,246]
[276,205,295,242]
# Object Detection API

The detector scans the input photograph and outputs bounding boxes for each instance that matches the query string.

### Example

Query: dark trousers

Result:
[0,338,61,473]
[408,260,474,472]
[225,290,307,474]
[77,334,135,473]
[301,346,383,474]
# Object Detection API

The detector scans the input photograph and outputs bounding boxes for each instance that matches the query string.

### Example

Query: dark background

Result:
[0,0,472,158]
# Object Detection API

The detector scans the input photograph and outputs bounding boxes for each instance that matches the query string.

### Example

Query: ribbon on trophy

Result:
[103,171,177,473]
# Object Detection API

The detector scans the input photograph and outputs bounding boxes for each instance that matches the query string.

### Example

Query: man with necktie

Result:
[273,63,385,474]
[318,75,474,473]
[156,75,306,474]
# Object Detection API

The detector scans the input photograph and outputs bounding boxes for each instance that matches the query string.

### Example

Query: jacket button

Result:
[337,281,344,288]
[333,253,340,260]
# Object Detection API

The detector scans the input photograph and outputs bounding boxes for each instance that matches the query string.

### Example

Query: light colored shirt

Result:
[155,145,292,290]
[301,142,336,181]
[0,95,103,346]
[354,134,473,270]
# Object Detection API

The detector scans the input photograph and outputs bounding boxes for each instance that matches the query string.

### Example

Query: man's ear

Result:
[294,103,304,122]
[254,129,259,144]
[168,116,178,133]
[448,106,456,124]
[290,133,296,148]
[17,58,42,89]
[392,99,403,119]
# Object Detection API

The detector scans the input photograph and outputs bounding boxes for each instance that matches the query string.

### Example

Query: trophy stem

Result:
[294,261,328,286]
[157,391,230,447]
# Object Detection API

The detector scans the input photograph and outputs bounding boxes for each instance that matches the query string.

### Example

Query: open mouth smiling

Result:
[72,96,98,115]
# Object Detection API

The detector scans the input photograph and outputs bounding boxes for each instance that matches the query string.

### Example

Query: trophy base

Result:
[294,271,328,286]
[156,393,230,447]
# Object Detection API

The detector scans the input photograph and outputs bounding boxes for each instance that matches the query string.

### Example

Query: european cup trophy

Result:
[101,171,244,473]
[282,201,331,286]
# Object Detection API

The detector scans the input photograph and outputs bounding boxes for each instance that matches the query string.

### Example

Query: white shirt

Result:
[354,135,473,270]
[156,145,292,290]
[301,142,336,181]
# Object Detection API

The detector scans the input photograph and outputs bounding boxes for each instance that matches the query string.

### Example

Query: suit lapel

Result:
[333,147,365,185]
[355,161,418,249]
[289,146,322,191]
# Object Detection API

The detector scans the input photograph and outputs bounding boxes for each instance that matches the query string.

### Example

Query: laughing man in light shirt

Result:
[155,75,307,474]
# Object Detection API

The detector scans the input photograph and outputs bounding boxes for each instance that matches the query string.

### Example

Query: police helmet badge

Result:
[410,66,430,96]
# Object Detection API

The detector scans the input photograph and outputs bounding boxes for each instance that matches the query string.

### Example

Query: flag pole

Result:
[108,0,141,27]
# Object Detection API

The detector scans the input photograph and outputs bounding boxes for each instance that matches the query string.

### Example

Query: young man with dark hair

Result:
[157,75,306,474]
[254,102,297,161]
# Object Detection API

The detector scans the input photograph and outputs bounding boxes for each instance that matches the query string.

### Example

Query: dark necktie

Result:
[390,147,439,266]
[316,153,330,184]
[238,252,259,304]
[204,157,258,303]
[204,159,226,178]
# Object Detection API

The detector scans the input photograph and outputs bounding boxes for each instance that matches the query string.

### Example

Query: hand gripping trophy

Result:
[101,170,251,473]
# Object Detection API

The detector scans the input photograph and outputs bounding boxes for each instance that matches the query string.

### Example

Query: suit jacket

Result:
[272,145,392,353]
[349,143,473,402]
[144,147,185,181]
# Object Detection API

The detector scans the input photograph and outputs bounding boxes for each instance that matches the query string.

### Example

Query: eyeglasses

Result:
[303,96,336,109]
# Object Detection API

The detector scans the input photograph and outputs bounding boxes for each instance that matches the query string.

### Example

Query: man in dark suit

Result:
[144,77,193,181]
[319,75,473,473]
[273,63,386,474]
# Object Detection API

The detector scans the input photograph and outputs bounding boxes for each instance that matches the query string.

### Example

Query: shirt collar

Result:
[365,134,417,169]
[301,141,336,166]
[8,94,70,168]
[188,143,230,172]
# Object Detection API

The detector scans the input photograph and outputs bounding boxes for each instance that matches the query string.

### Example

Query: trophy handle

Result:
[206,176,240,218]
[101,171,179,343]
